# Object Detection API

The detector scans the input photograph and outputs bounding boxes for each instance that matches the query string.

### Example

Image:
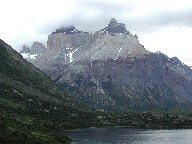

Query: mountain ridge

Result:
[19,18,192,111]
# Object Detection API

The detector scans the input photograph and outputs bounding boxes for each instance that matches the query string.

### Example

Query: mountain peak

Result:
[20,45,30,53]
[31,41,46,54]
[20,41,46,61]
[101,18,130,35]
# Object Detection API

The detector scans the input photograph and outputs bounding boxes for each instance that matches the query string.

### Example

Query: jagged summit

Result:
[20,45,30,53]
[51,18,130,35]
[52,26,88,34]
[30,41,46,54]
[21,18,149,66]
[20,41,46,61]
[101,18,130,35]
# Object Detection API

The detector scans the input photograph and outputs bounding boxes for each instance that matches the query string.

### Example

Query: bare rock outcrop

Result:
[30,41,46,54]
[20,42,46,62]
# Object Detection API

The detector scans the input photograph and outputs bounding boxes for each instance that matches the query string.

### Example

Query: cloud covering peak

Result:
[1,0,192,65]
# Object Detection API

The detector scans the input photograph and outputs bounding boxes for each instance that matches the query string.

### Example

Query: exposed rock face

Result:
[30,41,46,54]
[47,32,91,50]
[20,42,46,62]
[32,19,149,83]
[51,52,192,111]
[82,32,148,62]
[20,45,30,53]
[36,19,148,70]
[20,19,192,111]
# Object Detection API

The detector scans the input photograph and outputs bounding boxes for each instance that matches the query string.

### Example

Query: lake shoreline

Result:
[63,127,192,144]
[62,125,192,132]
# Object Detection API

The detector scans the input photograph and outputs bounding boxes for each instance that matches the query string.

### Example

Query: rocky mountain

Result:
[101,18,130,35]
[20,18,192,111]
[20,41,46,62]
[0,39,107,143]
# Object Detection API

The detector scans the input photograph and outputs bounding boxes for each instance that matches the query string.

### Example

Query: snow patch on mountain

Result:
[21,53,39,60]
[66,47,80,63]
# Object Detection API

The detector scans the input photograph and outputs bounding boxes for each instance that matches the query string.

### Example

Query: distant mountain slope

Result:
[60,53,192,110]
[0,39,105,143]
[20,18,192,111]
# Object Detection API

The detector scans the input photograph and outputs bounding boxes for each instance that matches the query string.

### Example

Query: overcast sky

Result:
[1,0,192,66]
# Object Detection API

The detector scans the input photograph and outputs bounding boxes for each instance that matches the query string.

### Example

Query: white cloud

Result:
[138,26,192,65]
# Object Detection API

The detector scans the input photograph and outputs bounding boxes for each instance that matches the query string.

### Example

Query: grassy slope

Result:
[1,40,192,143]
[0,40,105,143]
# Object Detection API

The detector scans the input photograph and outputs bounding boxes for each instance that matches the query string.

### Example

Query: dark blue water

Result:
[63,127,192,144]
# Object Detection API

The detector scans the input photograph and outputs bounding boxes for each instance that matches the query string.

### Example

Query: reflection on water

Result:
[63,127,192,144]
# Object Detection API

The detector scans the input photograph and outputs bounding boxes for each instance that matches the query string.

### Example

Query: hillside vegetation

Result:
[0,40,105,143]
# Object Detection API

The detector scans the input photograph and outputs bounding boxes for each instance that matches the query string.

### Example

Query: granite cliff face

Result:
[20,41,46,62]
[20,19,192,111]
[32,20,149,72]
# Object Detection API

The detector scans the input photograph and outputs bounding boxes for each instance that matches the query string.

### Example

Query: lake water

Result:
[63,127,192,144]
